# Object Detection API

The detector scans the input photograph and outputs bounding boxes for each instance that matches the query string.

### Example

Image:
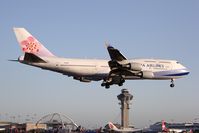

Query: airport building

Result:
[0,113,78,132]
[0,121,46,132]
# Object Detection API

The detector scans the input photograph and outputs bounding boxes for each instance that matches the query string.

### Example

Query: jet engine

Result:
[142,71,154,79]
[108,61,142,71]
[122,62,142,71]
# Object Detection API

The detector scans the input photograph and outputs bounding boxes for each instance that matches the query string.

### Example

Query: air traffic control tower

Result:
[117,89,133,128]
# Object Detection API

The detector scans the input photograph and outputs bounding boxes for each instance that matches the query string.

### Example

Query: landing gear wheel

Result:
[101,83,105,87]
[170,84,174,88]
[118,78,125,86]
[105,84,110,89]
[121,78,125,83]
[170,79,175,88]
[118,83,123,86]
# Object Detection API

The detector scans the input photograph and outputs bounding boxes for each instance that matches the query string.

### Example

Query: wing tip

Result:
[105,42,114,49]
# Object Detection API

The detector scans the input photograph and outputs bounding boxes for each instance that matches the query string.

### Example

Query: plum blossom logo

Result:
[20,36,41,53]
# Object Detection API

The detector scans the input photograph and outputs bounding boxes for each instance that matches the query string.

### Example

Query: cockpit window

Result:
[176,62,179,64]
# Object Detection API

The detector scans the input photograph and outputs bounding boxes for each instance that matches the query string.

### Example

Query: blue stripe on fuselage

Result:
[153,69,189,78]
[163,72,190,76]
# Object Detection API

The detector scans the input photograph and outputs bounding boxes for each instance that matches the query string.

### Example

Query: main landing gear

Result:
[101,82,110,89]
[170,79,175,88]
[101,77,125,89]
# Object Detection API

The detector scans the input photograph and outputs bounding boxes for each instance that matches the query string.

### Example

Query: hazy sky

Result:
[0,0,199,128]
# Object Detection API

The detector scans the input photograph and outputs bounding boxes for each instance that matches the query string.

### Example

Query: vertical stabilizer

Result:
[13,28,55,57]
[108,122,119,131]
[162,120,169,132]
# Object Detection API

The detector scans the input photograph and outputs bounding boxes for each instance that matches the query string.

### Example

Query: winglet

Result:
[105,42,111,48]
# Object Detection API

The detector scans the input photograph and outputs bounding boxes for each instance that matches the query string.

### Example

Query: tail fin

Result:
[108,122,119,131]
[162,120,169,132]
[13,28,55,57]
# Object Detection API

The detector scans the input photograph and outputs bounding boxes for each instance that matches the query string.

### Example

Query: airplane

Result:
[162,120,186,133]
[12,28,190,89]
[162,120,193,133]
[107,122,141,132]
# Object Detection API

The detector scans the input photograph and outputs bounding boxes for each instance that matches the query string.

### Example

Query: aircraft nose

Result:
[182,68,190,75]
[186,69,190,75]
[179,62,190,75]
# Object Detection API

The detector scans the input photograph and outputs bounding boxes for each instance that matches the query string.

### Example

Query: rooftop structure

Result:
[36,113,78,132]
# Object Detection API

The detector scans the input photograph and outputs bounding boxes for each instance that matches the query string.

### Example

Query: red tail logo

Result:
[21,36,41,53]
[162,120,169,132]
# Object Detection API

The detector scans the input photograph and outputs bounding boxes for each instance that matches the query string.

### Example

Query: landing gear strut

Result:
[170,79,175,88]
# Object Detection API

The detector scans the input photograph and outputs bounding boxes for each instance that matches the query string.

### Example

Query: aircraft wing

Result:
[107,45,127,61]
[102,45,142,88]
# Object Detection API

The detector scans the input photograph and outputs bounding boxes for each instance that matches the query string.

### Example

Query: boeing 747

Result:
[12,28,190,88]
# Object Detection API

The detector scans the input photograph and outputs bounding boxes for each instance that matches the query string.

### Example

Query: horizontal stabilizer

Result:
[23,53,46,63]
[8,59,19,62]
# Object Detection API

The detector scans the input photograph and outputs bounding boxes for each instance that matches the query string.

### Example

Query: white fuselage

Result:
[20,56,189,81]
[13,28,190,87]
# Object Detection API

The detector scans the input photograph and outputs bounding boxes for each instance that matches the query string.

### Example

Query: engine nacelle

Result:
[142,71,154,79]
[73,77,91,83]
[109,60,142,71]
[122,62,142,71]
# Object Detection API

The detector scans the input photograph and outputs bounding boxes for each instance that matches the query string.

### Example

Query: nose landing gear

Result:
[170,79,175,88]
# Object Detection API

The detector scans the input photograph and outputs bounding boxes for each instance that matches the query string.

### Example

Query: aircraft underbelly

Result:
[60,66,96,76]
[31,61,187,82]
